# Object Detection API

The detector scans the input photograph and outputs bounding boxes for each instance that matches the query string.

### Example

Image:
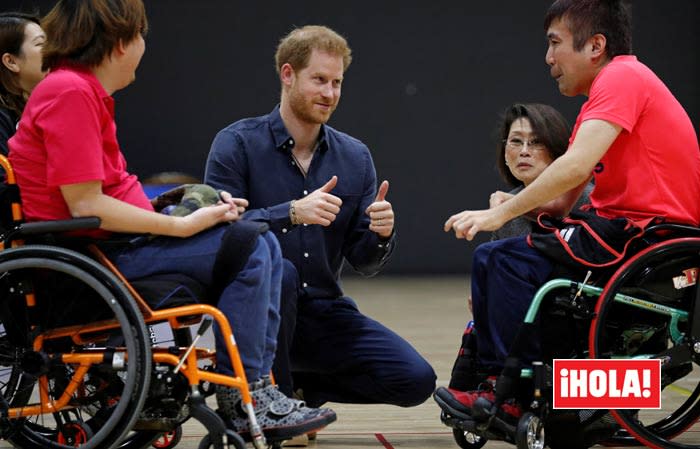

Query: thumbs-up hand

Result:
[365,180,394,238]
[292,176,343,226]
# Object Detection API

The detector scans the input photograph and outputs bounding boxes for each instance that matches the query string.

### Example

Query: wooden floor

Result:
[1,276,698,448]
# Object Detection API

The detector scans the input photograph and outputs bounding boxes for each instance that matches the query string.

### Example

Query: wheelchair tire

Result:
[114,428,182,449]
[452,428,487,449]
[515,413,544,449]
[113,430,161,448]
[590,237,700,449]
[0,245,152,449]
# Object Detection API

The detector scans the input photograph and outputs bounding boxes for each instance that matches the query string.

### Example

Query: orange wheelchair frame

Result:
[0,154,267,449]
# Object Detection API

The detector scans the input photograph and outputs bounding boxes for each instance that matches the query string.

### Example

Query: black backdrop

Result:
[4,1,699,274]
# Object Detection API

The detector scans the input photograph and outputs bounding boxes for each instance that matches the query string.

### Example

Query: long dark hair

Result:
[496,103,571,187]
[0,12,41,115]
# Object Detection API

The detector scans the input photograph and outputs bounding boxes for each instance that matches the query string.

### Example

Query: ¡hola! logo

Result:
[553,359,661,409]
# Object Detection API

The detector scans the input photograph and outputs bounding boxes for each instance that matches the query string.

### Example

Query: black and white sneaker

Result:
[216,379,336,442]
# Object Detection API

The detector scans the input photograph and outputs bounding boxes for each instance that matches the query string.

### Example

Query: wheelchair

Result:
[436,223,700,449]
[0,155,277,449]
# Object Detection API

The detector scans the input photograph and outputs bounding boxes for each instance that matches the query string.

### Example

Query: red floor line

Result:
[178,430,454,439]
[374,433,395,449]
[323,431,451,436]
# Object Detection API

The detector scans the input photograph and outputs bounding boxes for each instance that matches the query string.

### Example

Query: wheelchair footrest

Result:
[440,409,516,444]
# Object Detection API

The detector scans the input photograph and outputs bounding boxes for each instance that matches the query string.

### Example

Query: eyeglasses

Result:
[504,137,546,152]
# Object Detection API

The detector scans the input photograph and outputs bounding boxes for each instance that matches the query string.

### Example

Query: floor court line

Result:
[374,433,395,449]
[324,431,450,435]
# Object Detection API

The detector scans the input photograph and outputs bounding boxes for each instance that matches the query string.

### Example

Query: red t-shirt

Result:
[8,63,153,225]
[570,55,700,226]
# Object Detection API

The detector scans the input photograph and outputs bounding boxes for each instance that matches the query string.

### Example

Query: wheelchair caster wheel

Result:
[152,426,183,448]
[515,412,544,449]
[56,420,94,446]
[198,429,246,449]
[452,427,487,449]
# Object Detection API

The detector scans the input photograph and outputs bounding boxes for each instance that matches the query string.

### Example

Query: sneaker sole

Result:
[238,411,337,443]
[433,389,473,421]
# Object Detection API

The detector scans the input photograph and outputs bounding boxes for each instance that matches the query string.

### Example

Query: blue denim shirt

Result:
[205,106,396,299]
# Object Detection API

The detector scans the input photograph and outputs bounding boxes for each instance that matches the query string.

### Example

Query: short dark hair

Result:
[544,0,632,59]
[0,12,41,114]
[41,0,148,71]
[275,25,352,75]
[496,103,571,187]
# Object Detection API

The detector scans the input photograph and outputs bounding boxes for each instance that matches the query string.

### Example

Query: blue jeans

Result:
[109,225,282,380]
[471,237,553,370]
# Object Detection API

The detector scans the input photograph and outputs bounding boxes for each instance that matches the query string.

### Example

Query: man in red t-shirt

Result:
[435,0,700,429]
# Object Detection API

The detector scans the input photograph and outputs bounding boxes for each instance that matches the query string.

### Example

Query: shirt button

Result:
[288,139,294,146]
[302,282,308,288]
[303,190,308,195]
[304,252,309,258]
[282,228,288,233]
[303,223,308,227]
[378,244,384,248]
[291,161,296,165]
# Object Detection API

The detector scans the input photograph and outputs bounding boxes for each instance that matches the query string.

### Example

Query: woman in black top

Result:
[0,12,46,155]
[490,103,592,241]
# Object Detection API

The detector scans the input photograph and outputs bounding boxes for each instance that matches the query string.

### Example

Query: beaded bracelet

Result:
[289,200,299,225]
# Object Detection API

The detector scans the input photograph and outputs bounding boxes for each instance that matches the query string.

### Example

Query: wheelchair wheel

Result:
[152,427,183,449]
[590,238,700,449]
[515,413,544,449]
[0,245,152,449]
[452,428,487,449]
[0,325,35,411]
[115,427,182,449]
[113,430,161,448]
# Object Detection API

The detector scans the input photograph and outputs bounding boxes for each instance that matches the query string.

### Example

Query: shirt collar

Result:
[54,61,114,114]
[268,105,328,153]
[55,61,110,98]
[612,55,637,63]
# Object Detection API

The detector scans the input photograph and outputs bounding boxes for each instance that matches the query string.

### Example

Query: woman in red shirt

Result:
[9,0,335,441]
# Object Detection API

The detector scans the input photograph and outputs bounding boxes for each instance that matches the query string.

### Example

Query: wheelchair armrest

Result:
[644,222,700,237]
[18,217,102,235]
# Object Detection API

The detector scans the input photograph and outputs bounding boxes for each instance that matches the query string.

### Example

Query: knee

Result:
[260,231,282,258]
[473,241,498,272]
[391,360,437,407]
[408,361,437,407]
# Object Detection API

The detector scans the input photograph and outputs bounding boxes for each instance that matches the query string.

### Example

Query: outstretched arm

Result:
[445,119,621,240]
[489,182,590,220]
